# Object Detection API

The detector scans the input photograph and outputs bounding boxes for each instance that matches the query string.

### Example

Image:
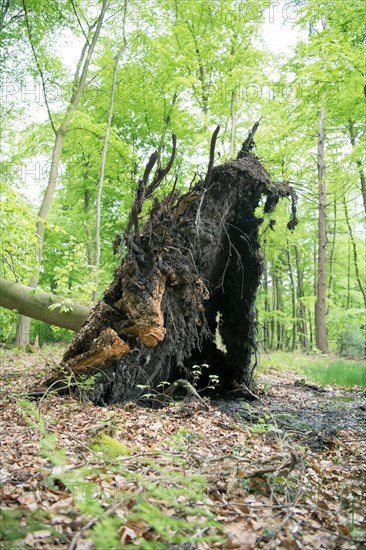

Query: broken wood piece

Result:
[66,328,130,373]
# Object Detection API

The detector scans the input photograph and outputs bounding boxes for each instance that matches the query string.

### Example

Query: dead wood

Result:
[65,328,130,374]
[237,117,262,156]
[42,128,297,405]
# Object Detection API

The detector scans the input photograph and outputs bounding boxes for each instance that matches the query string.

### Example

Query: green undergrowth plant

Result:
[258,351,366,388]
[30,366,101,403]
[136,365,218,409]
[0,508,67,550]
[304,360,366,388]
[6,399,225,549]
[55,365,102,398]
[249,414,283,435]
[191,363,220,391]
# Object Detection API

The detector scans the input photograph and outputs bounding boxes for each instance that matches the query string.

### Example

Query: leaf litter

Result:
[0,349,365,549]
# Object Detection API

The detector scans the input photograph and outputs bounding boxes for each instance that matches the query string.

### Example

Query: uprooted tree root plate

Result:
[37,128,298,405]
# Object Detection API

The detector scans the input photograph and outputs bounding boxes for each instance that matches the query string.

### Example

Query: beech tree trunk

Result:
[294,246,309,351]
[286,240,297,351]
[343,197,366,356]
[0,278,90,331]
[16,0,109,346]
[262,250,270,347]
[315,108,329,354]
[93,39,126,302]
[348,119,366,215]
[40,132,297,405]
[327,199,337,310]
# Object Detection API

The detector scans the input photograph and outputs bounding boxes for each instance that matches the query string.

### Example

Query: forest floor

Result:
[1,348,365,550]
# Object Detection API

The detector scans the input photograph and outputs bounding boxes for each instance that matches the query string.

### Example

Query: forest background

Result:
[1,0,365,358]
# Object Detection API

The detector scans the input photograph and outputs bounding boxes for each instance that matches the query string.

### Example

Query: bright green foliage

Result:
[0,0,364,354]
[0,508,65,550]
[0,510,25,546]
[305,360,366,388]
[258,351,366,388]
[192,363,220,390]
[0,182,38,282]
[0,183,39,340]
[253,0,366,354]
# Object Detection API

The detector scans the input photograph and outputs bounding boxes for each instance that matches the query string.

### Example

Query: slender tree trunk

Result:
[346,241,351,310]
[262,246,270,347]
[80,150,95,274]
[93,43,126,302]
[294,245,309,350]
[343,197,366,355]
[308,308,314,349]
[308,243,316,349]
[229,90,236,158]
[79,149,95,274]
[84,189,94,272]
[269,250,276,350]
[313,241,317,300]
[15,0,109,345]
[286,240,297,351]
[315,108,329,353]
[273,272,283,350]
[35,128,66,271]
[327,199,337,311]
[270,307,275,350]
[270,265,276,351]
[277,275,284,350]
[14,317,30,348]
[348,119,366,215]
[16,128,66,345]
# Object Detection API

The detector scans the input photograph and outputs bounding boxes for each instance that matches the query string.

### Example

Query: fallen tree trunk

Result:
[46,129,297,405]
[0,278,90,331]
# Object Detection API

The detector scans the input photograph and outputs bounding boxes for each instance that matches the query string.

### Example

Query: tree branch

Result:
[22,0,56,134]
[146,134,177,196]
[237,117,262,158]
[94,38,127,300]
[205,125,220,186]
[69,0,109,109]
[0,277,90,331]
[70,0,89,43]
